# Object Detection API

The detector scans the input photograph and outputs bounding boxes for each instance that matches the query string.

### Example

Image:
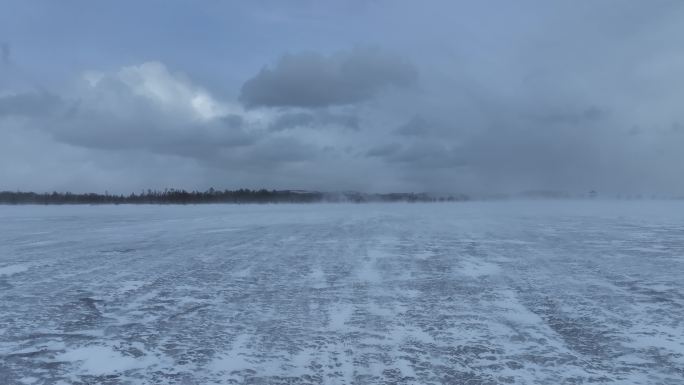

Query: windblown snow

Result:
[0,201,683,384]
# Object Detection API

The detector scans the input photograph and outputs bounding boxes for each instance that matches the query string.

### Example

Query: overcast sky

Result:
[1,0,684,195]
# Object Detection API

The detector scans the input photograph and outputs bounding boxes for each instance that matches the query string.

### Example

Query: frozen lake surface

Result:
[1,201,683,384]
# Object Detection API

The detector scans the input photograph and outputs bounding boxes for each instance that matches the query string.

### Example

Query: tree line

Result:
[0,189,468,205]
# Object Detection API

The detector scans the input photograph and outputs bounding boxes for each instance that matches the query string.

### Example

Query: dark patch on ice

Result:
[532,297,618,359]
[168,303,211,320]
[19,332,100,342]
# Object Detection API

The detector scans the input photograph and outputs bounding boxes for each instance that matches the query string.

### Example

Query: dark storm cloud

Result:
[269,111,359,131]
[390,143,464,168]
[368,141,465,169]
[239,47,417,108]
[394,115,431,137]
[242,136,318,164]
[366,143,401,157]
[50,111,258,160]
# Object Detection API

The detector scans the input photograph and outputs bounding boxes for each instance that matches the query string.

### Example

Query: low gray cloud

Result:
[394,115,431,137]
[527,106,606,126]
[243,136,318,164]
[368,141,465,169]
[4,65,261,164]
[240,47,417,108]
[366,143,401,158]
[269,111,359,131]
[0,92,62,117]
[51,113,258,160]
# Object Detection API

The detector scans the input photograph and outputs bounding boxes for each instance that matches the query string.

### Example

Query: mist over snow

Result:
[2,1,684,195]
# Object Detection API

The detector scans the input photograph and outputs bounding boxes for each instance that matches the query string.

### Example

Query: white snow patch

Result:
[328,303,355,330]
[210,334,255,376]
[117,280,145,292]
[55,345,163,375]
[204,228,239,234]
[357,263,382,282]
[414,250,434,259]
[309,267,327,288]
[395,358,417,378]
[0,264,31,276]
[358,248,388,282]
[210,354,253,375]
[458,260,501,277]
[233,267,251,277]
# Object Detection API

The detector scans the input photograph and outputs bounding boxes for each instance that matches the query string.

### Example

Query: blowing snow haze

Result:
[1,1,684,196]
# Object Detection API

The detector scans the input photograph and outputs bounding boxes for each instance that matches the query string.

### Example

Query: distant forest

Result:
[0,189,468,205]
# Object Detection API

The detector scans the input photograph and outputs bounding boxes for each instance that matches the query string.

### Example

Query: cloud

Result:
[242,136,318,164]
[1,62,338,189]
[1,42,9,66]
[366,143,401,157]
[82,62,233,121]
[368,141,465,169]
[526,106,606,126]
[25,63,263,160]
[239,47,417,108]
[0,92,62,117]
[269,110,359,131]
[394,115,431,137]
[4,0,684,195]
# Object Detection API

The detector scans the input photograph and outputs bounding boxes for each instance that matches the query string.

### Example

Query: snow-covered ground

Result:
[1,201,683,384]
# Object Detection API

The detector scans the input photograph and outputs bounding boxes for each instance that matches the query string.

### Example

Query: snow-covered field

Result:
[1,201,683,384]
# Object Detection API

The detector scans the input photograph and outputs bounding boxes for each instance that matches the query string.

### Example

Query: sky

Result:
[1,0,684,195]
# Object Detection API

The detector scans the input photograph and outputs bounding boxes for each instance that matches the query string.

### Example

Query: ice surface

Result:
[1,201,683,384]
